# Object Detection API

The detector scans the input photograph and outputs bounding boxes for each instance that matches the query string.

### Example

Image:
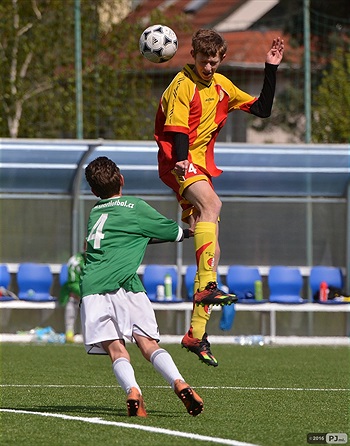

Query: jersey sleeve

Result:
[226,81,257,112]
[136,200,183,242]
[161,74,192,134]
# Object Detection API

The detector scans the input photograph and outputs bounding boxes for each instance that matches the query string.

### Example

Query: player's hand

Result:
[184,228,194,238]
[266,37,284,65]
[174,160,190,178]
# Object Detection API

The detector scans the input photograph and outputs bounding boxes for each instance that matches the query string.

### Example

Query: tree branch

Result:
[19,52,33,78]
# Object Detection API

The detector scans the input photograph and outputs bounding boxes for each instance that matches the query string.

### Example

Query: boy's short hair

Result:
[85,156,122,199]
[192,29,227,59]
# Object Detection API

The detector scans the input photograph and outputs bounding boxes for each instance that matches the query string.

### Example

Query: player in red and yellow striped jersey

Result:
[155,29,284,367]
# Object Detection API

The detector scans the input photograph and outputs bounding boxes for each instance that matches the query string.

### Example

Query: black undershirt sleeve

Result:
[249,63,278,118]
[148,228,191,244]
[173,132,189,161]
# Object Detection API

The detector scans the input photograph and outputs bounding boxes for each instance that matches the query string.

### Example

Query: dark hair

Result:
[192,29,227,59]
[85,156,122,199]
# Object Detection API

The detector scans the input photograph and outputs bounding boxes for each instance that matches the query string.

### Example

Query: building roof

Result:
[127,0,295,70]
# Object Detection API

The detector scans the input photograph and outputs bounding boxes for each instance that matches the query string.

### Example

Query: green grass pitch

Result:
[0,342,349,446]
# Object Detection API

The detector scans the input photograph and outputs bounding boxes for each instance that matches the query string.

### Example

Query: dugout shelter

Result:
[0,138,349,295]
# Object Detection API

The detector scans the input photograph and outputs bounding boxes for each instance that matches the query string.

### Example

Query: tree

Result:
[0,0,54,137]
[249,1,350,143]
[0,0,156,139]
[312,47,350,143]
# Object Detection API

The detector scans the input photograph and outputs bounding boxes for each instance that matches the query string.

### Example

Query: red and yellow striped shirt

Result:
[155,64,257,178]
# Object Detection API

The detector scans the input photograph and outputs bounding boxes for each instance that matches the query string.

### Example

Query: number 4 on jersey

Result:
[87,213,108,249]
[188,163,197,174]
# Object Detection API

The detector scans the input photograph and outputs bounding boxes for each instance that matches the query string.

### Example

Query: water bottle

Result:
[164,274,172,301]
[48,332,66,344]
[254,280,263,301]
[156,285,165,301]
[251,335,265,346]
[27,289,35,299]
[319,281,328,302]
[235,335,265,346]
[35,326,66,343]
[35,326,54,342]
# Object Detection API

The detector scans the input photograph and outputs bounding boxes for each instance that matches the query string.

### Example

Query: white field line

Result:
[0,408,258,446]
[1,384,349,391]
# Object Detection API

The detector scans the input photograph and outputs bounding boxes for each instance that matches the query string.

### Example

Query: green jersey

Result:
[67,252,85,296]
[59,252,85,305]
[81,195,183,297]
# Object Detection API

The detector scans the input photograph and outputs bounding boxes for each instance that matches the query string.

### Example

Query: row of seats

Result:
[225,265,344,304]
[0,263,345,304]
[0,263,59,302]
[146,264,345,304]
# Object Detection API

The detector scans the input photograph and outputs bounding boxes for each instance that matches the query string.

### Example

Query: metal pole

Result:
[303,0,311,143]
[347,182,350,293]
[71,144,101,254]
[176,205,183,300]
[304,0,313,305]
[74,0,83,139]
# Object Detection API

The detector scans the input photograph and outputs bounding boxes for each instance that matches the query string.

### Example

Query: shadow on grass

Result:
[2,405,180,419]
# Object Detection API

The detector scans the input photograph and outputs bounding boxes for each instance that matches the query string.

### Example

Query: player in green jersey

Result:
[80,156,203,418]
[59,250,85,343]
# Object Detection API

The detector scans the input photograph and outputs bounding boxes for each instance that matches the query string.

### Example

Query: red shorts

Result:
[160,163,214,222]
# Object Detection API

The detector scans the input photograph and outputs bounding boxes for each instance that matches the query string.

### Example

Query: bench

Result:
[1,300,349,342]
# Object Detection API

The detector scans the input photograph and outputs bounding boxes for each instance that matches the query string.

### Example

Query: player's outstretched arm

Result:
[249,37,284,118]
[266,37,284,65]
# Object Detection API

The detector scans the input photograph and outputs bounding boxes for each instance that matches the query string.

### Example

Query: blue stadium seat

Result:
[142,265,178,302]
[309,266,344,302]
[17,263,55,302]
[184,264,197,301]
[0,264,16,301]
[0,264,10,289]
[268,266,304,304]
[184,264,228,300]
[59,263,69,286]
[226,265,265,303]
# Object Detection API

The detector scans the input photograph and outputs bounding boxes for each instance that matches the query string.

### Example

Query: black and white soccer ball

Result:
[139,24,178,63]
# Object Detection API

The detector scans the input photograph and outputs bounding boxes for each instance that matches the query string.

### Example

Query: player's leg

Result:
[160,170,235,366]
[181,185,236,366]
[103,339,147,417]
[135,334,203,416]
[182,276,218,366]
[161,169,233,304]
[183,180,236,306]
[186,213,212,341]
[64,295,79,342]
[131,290,203,417]
[187,223,220,338]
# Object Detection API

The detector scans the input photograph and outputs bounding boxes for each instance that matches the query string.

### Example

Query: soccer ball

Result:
[139,24,178,63]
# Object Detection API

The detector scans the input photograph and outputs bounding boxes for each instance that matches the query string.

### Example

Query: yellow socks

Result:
[191,305,211,339]
[194,222,216,291]
[190,258,216,340]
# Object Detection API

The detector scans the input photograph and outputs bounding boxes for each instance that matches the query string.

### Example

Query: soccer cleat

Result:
[194,281,237,306]
[181,328,218,367]
[126,387,147,417]
[174,379,203,416]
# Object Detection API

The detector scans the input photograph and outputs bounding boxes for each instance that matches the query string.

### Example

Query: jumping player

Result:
[155,29,284,366]
[80,156,203,417]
